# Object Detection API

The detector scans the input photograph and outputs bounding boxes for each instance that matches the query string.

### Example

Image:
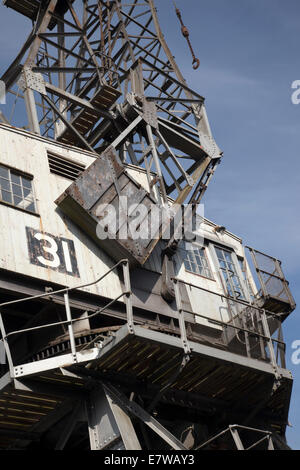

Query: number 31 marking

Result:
[26,227,79,277]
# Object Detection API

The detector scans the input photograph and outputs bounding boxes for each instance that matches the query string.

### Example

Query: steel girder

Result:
[1,0,222,207]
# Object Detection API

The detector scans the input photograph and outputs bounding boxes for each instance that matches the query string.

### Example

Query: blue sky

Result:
[0,0,299,449]
[157,0,300,448]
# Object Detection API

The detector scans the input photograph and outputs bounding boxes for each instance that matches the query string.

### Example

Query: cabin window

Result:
[180,243,214,279]
[214,246,245,300]
[0,165,37,213]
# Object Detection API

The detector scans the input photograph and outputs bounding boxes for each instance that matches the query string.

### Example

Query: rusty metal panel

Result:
[56,145,168,266]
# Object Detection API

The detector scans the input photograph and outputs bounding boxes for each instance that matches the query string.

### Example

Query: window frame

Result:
[238,256,256,302]
[0,164,38,215]
[180,242,215,281]
[213,245,246,300]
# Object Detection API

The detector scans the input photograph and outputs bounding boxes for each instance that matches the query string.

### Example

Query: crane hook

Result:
[173,1,200,70]
[192,58,200,70]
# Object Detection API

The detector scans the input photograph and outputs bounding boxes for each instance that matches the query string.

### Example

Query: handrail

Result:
[172,277,285,373]
[0,259,132,376]
[0,258,286,378]
[196,424,273,451]
[0,258,129,309]
[3,292,126,340]
[178,305,285,348]
[172,277,280,318]
[173,276,285,344]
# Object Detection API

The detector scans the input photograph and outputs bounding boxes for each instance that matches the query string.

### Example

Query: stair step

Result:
[3,0,76,30]
[57,85,121,148]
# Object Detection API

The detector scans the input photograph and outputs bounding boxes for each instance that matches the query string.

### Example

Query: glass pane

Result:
[226,284,233,296]
[12,183,22,197]
[24,201,35,212]
[227,263,235,273]
[0,167,8,179]
[219,260,226,269]
[195,256,202,267]
[21,176,32,189]
[0,177,10,191]
[224,251,232,262]
[11,173,20,185]
[190,262,197,273]
[184,259,192,271]
[13,195,24,207]
[1,190,12,203]
[23,186,33,199]
[24,194,34,204]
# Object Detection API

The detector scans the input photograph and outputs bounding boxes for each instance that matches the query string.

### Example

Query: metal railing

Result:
[246,246,296,312]
[196,424,274,450]
[172,277,286,375]
[0,259,287,380]
[0,259,133,378]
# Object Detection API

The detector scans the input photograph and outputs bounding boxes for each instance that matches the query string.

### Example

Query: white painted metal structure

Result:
[0,122,295,450]
[0,0,295,451]
[0,123,257,326]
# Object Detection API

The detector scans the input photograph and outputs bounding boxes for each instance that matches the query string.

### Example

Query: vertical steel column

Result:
[146,123,168,204]
[229,426,244,450]
[22,0,59,135]
[261,309,280,378]
[256,309,267,361]
[173,279,191,355]
[87,385,142,450]
[87,386,124,450]
[122,260,134,334]
[277,324,286,369]
[267,435,275,450]
[64,292,77,363]
[104,388,142,450]
[0,313,14,376]
[55,19,67,136]
[24,87,40,134]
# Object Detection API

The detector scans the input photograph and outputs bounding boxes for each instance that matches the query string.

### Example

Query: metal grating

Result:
[247,247,296,314]
[48,153,86,181]
[89,326,289,411]
[3,0,39,21]
[3,0,76,28]
[0,386,63,448]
